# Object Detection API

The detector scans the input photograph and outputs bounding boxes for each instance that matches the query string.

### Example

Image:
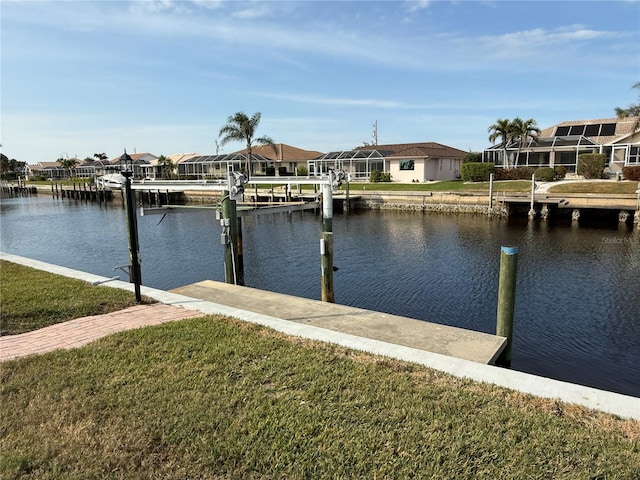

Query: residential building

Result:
[313,142,467,181]
[483,116,640,174]
[178,144,323,179]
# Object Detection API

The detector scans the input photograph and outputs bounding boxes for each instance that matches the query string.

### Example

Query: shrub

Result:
[622,166,640,181]
[510,167,536,180]
[535,167,556,182]
[296,165,308,176]
[463,152,483,163]
[370,170,391,182]
[554,165,567,179]
[460,162,494,182]
[493,168,512,180]
[577,153,606,179]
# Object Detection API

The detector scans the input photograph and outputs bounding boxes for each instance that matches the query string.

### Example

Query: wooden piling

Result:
[123,172,142,303]
[496,245,518,367]
[321,182,335,302]
[321,231,335,303]
[221,190,243,285]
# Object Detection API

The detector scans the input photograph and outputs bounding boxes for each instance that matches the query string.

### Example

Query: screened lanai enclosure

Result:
[483,118,640,173]
[177,153,275,179]
[309,150,387,180]
[483,136,602,172]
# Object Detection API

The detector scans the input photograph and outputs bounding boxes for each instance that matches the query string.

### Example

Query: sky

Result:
[1,0,639,164]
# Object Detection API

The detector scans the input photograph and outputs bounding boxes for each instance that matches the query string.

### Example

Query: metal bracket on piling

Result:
[91,276,121,286]
[113,264,132,281]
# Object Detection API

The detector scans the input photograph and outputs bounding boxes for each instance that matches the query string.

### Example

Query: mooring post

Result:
[345,177,350,214]
[221,190,241,285]
[123,170,142,303]
[528,174,536,219]
[496,245,518,367]
[321,231,335,302]
[236,216,244,286]
[488,173,494,214]
[320,180,335,302]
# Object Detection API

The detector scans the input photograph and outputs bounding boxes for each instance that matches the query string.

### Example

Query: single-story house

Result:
[483,116,640,173]
[178,144,323,179]
[313,142,467,181]
[235,143,323,176]
[26,162,68,179]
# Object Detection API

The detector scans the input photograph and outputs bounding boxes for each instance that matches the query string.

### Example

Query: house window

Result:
[400,160,414,171]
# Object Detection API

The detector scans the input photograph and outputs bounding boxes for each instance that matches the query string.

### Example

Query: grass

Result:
[0,261,143,335]
[2,317,640,479]
[1,263,639,478]
[547,180,640,194]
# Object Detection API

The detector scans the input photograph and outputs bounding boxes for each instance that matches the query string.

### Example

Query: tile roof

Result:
[108,152,156,164]
[358,142,467,158]
[233,143,323,161]
[167,153,202,164]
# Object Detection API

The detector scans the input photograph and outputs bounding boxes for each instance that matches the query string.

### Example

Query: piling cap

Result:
[501,246,519,255]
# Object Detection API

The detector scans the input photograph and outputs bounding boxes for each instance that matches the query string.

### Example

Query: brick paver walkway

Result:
[0,303,202,362]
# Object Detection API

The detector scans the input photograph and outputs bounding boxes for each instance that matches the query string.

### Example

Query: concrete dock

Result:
[170,280,506,364]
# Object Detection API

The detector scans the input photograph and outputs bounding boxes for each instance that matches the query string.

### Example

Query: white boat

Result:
[95,173,126,190]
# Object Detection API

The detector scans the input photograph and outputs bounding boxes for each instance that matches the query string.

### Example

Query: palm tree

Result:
[57,157,79,179]
[615,82,640,131]
[510,117,540,168]
[488,118,513,169]
[93,152,108,162]
[218,112,277,180]
[156,155,174,179]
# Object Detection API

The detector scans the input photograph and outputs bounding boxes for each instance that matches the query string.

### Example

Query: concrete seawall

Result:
[28,183,639,220]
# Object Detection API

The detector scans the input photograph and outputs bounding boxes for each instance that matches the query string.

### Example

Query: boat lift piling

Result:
[132,169,344,302]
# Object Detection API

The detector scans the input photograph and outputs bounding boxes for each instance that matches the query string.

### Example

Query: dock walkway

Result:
[170,280,506,365]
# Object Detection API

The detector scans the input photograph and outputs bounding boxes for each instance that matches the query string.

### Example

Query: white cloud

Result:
[404,0,431,13]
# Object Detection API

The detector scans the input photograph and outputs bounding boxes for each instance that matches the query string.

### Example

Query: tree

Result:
[488,118,513,169]
[615,82,640,131]
[57,157,79,178]
[1,153,9,178]
[156,155,174,179]
[218,112,277,180]
[510,117,540,168]
[94,152,108,162]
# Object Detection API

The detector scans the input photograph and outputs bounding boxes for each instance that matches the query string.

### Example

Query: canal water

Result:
[1,194,639,397]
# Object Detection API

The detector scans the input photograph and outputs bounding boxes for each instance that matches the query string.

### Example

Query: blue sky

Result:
[2,0,639,164]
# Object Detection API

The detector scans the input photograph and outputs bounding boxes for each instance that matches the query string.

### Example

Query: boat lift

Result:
[129,167,346,302]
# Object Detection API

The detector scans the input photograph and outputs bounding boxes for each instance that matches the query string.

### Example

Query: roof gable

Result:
[359,142,467,158]
[233,143,323,161]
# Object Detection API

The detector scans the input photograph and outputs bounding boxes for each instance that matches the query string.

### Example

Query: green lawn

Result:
[0,261,143,335]
[547,180,639,194]
[1,262,639,479]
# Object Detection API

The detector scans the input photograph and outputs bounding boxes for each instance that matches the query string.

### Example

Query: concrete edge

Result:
[2,252,639,421]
